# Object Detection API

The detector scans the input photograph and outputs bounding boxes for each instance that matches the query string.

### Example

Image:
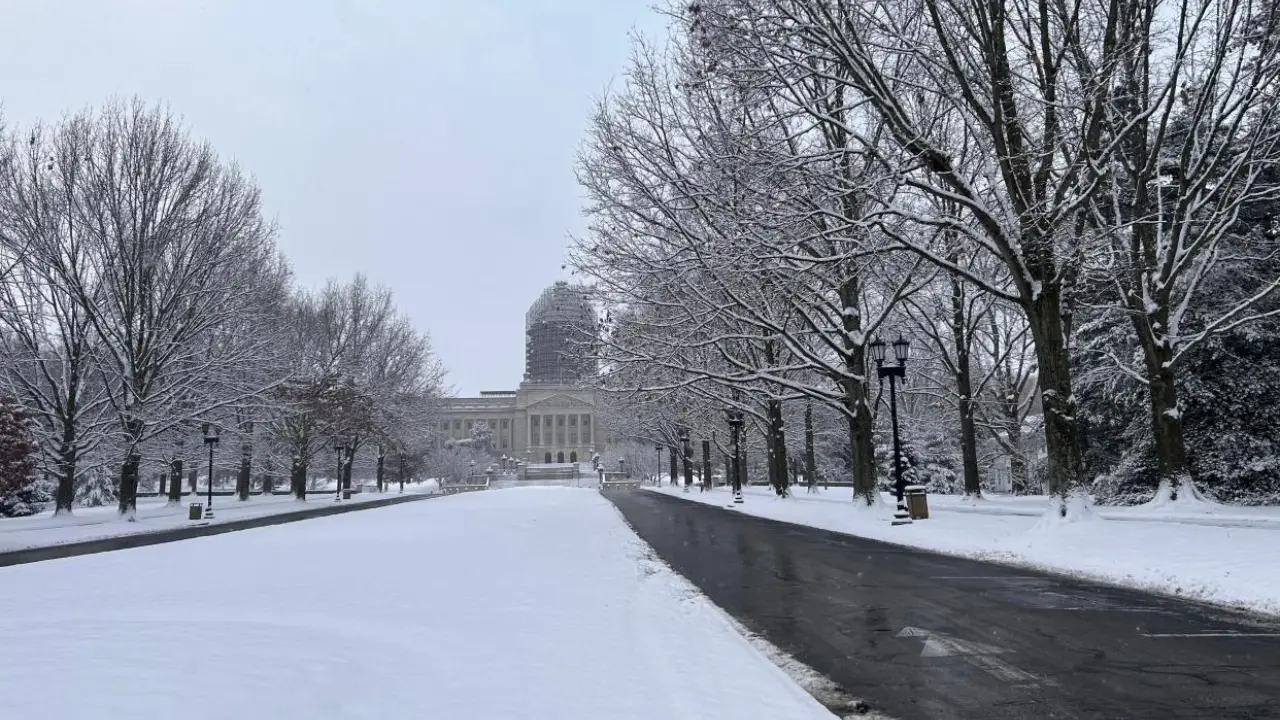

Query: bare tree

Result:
[1084,0,1280,499]
[0,122,115,513]
[38,99,281,518]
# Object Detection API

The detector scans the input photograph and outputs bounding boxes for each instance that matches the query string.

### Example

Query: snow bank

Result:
[0,487,835,720]
[0,483,439,554]
[654,486,1280,616]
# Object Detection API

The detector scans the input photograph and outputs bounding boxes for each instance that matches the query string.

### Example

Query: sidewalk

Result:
[648,485,1280,616]
[795,486,1280,530]
[0,481,441,554]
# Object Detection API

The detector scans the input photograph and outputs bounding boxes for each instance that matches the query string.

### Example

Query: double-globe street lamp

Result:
[203,423,220,519]
[725,408,745,505]
[870,335,912,526]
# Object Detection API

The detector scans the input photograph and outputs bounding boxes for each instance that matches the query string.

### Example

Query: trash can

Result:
[342,489,352,500]
[905,485,929,519]
[188,503,203,520]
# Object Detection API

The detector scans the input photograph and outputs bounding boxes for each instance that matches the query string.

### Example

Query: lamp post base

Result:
[203,508,214,520]
[892,503,912,525]
[734,490,744,504]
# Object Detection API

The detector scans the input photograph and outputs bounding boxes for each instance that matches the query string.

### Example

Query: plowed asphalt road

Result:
[608,490,1280,720]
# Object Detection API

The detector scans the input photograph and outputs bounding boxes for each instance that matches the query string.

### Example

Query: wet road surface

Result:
[608,490,1280,719]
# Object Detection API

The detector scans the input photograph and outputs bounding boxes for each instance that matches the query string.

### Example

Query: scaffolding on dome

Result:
[524,281,596,384]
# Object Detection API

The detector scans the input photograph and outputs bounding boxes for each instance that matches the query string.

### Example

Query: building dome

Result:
[524,282,595,384]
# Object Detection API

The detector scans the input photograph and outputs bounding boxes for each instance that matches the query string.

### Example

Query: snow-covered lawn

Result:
[0,481,440,554]
[0,487,834,720]
[650,485,1280,616]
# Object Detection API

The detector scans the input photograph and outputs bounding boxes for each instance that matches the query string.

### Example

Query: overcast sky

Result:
[0,0,664,396]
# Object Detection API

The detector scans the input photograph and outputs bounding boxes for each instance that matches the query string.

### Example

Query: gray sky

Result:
[0,0,663,396]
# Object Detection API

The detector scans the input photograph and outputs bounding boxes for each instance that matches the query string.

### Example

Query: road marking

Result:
[897,626,1040,685]
[1142,632,1280,638]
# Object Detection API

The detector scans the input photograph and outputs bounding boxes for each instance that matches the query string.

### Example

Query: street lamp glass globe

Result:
[869,338,887,364]
[893,335,910,364]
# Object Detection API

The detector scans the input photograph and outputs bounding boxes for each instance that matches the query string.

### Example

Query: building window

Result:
[453,420,461,431]
[531,415,540,447]
[441,421,449,432]
[501,419,509,429]
[568,415,578,446]
[581,414,592,444]
[465,420,473,432]
[556,415,566,446]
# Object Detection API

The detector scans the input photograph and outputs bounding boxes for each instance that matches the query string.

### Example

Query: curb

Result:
[0,492,442,568]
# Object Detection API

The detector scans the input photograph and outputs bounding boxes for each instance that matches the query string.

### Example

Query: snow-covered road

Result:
[0,487,834,720]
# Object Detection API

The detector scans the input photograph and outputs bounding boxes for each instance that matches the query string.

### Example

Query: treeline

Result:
[574,0,1280,509]
[0,98,445,517]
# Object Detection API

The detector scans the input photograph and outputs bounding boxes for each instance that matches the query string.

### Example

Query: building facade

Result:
[437,282,603,463]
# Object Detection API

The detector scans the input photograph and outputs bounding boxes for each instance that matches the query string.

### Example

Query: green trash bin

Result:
[188,503,203,520]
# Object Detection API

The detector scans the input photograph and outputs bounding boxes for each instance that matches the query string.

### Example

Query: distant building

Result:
[437,282,603,463]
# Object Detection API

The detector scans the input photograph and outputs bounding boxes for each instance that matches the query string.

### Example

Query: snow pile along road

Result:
[0,487,834,720]
[0,481,440,554]
[650,485,1280,616]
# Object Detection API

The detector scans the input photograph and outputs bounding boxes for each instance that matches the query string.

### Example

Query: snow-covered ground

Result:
[0,481,441,554]
[650,485,1280,616]
[0,487,834,720]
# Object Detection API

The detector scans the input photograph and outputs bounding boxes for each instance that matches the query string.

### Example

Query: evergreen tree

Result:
[0,398,51,517]
[77,467,117,507]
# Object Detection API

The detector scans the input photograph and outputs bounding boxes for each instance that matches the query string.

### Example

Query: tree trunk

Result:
[342,445,355,491]
[682,441,694,489]
[1142,340,1190,489]
[951,275,982,497]
[158,473,167,497]
[118,452,141,519]
[669,445,678,486]
[376,446,385,493]
[804,403,817,489]
[54,438,78,515]
[237,451,251,502]
[701,439,711,490]
[291,456,308,500]
[845,377,878,505]
[838,276,877,505]
[766,399,789,497]
[1027,287,1087,510]
[168,458,183,503]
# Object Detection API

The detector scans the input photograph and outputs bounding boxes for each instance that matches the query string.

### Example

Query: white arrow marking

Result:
[897,627,1039,685]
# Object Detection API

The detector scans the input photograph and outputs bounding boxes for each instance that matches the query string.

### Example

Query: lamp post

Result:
[677,426,693,493]
[618,458,626,478]
[726,409,745,504]
[871,335,912,526]
[333,442,345,502]
[203,423,219,519]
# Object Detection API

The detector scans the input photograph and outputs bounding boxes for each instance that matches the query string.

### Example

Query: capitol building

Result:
[437,282,604,464]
